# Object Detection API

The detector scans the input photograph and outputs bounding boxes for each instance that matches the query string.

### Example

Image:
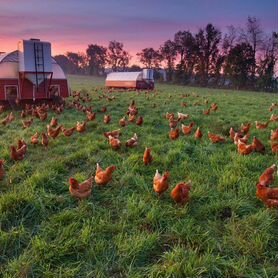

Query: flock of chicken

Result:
[257,164,278,208]
[0,91,278,208]
[166,102,278,156]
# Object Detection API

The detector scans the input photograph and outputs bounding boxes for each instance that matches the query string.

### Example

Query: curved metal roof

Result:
[0,50,58,64]
[0,50,66,79]
[0,51,19,63]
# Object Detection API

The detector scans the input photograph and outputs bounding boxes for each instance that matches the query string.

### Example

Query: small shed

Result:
[105,69,154,90]
[0,39,70,102]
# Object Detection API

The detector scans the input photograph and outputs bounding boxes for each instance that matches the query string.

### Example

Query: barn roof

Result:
[0,50,59,64]
[0,51,19,63]
[0,50,66,79]
[106,72,142,81]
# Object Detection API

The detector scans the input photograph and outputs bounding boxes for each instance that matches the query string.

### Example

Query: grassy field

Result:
[1,75,278,278]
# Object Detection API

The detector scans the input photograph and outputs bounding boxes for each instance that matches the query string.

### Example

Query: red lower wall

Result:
[0,78,69,101]
[105,80,137,88]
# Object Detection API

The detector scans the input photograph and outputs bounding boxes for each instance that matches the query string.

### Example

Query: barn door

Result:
[5,85,18,101]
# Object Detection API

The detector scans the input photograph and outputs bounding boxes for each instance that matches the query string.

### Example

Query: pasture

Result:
[0,75,278,278]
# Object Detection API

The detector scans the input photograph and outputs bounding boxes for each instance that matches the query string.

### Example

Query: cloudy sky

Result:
[0,0,277,63]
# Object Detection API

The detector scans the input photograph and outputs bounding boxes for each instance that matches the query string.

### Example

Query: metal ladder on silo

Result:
[34,43,46,94]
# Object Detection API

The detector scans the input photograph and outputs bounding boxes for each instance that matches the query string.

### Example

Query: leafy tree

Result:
[54,55,78,74]
[222,25,238,55]
[160,40,177,81]
[224,42,255,89]
[129,64,141,71]
[195,23,221,85]
[218,25,238,86]
[174,31,195,63]
[257,32,278,91]
[86,44,107,76]
[66,52,86,74]
[107,41,131,71]
[240,16,264,79]
[136,48,162,68]
[173,31,197,83]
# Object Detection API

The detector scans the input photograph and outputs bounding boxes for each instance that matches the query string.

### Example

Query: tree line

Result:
[54,17,278,92]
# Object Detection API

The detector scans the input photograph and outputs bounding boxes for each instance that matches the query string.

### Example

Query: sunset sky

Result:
[0,0,277,64]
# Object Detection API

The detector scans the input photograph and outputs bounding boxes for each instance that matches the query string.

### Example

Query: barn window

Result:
[49,85,60,97]
[5,85,18,100]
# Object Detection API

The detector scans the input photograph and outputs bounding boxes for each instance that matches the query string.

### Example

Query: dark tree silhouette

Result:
[53,16,277,91]
[129,64,142,71]
[240,16,263,79]
[257,32,278,91]
[107,41,131,71]
[224,42,255,89]
[54,55,76,74]
[195,23,221,85]
[66,52,86,74]
[136,48,162,68]
[160,40,177,81]
[222,25,237,55]
[173,30,197,83]
[86,44,107,76]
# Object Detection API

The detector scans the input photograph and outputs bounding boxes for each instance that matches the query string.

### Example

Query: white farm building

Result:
[105,69,154,89]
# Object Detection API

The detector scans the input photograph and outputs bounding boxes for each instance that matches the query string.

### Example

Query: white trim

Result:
[4,85,18,100]
[33,85,35,101]
[67,79,71,96]
[18,73,21,99]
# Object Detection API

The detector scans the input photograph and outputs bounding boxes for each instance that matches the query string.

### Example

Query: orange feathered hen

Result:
[50,117,58,127]
[76,121,86,133]
[256,183,278,208]
[95,163,116,186]
[169,128,179,140]
[255,121,269,130]
[119,116,127,127]
[126,133,138,148]
[108,135,121,150]
[171,181,192,205]
[240,123,251,134]
[136,116,144,126]
[237,141,253,155]
[104,115,111,124]
[194,127,203,139]
[181,122,195,135]
[104,129,121,139]
[47,125,62,139]
[153,170,170,197]
[10,141,27,161]
[252,137,265,153]
[69,177,93,200]
[270,129,278,141]
[41,132,49,148]
[208,132,225,143]
[143,147,153,165]
[62,127,75,137]
[259,164,277,186]
[31,132,39,145]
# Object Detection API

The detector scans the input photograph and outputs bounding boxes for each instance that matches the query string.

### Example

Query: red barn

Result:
[0,39,70,104]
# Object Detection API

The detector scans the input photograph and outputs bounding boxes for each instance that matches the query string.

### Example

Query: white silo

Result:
[18,39,53,90]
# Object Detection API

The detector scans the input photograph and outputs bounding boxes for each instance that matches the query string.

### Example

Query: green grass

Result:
[1,75,278,277]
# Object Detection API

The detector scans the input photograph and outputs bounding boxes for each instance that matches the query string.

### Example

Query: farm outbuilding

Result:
[0,39,70,103]
[105,69,154,90]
